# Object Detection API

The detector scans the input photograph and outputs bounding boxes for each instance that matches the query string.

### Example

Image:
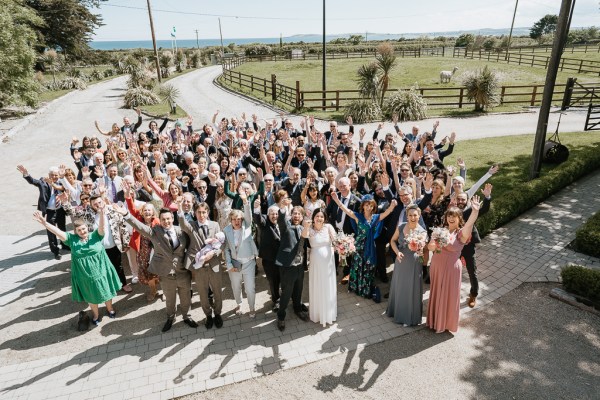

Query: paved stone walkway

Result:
[1,168,598,400]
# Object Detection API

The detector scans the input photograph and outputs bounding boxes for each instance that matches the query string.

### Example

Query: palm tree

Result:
[41,50,60,85]
[159,51,173,78]
[356,62,379,101]
[376,42,397,107]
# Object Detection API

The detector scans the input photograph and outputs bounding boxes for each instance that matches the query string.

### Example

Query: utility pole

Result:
[322,0,326,110]
[218,17,225,60]
[365,31,368,42]
[529,0,575,180]
[506,0,519,60]
[195,29,199,49]
[146,0,161,83]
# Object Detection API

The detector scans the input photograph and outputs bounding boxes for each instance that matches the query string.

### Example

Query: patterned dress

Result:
[349,212,384,297]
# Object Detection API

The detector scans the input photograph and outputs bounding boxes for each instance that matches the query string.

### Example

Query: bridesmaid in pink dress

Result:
[426,196,482,333]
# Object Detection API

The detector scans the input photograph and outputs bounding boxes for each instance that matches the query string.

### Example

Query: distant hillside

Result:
[289,27,533,42]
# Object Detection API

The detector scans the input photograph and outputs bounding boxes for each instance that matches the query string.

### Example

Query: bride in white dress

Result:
[302,208,337,327]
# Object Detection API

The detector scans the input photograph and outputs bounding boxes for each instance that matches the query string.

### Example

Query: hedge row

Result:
[561,265,600,304]
[574,211,600,258]
[476,146,600,238]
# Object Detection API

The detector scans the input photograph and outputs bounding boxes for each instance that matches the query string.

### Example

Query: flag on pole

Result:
[171,26,176,38]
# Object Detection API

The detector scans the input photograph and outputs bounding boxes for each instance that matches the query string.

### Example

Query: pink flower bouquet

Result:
[430,227,451,253]
[333,232,356,267]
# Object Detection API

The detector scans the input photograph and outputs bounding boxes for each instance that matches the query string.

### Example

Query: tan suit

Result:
[125,215,191,319]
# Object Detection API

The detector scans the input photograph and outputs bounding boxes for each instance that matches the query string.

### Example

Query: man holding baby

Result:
[178,201,225,330]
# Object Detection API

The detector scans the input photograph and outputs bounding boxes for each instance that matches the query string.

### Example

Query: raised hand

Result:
[457,157,466,170]
[181,176,190,185]
[207,172,217,183]
[81,166,91,179]
[17,165,28,176]
[57,191,69,205]
[392,114,398,125]
[377,122,384,131]
[359,128,366,141]
[330,191,339,203]
[449,131,456,144]
[470,195,482,211]
[380,172,390,187]
[481,183,493,198]
[73,149,81,161]
[390,199,398,208]
[239,190,248,203]
[33,211,46,225]
[446,165,455,177]
[136,107,141,116]
[112,202,127,215]
[433,121,439,130]
[253,198,260,210]
[489,164,500,175]
[346,116,353,126]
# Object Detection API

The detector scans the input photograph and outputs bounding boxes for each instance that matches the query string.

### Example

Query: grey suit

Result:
[223,201,258,311]
[179,212,224,317]
[125,215,191,319]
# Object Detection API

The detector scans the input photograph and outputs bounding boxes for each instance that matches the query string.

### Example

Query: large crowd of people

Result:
[20,109,498,334]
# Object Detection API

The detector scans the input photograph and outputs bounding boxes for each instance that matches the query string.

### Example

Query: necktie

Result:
[201,224,208,237]
[167,230,175,249]
[111,179,117,203]
[336,197,346,223]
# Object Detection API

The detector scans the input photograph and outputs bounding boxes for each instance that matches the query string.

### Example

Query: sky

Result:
[93,0,599,41]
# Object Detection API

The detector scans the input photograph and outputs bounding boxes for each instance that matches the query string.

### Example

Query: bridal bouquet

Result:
[405,229,428,262]
[430,227,451,253]
[333,232,356,267]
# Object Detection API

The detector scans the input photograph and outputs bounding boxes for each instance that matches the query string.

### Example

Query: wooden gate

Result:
[585,89,600,131]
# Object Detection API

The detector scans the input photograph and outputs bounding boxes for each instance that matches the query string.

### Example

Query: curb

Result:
[549,287,600,316]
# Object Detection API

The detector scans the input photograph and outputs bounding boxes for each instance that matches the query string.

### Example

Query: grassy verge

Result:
[141,103,187,119]
[444,131,600,237]
[38,89,73,103]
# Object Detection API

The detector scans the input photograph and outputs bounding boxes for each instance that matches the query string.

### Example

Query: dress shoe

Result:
[54,253,62,261]
[300,303,308,312]
[205,315,214,329]
[183,318,199,328]
[107,310,116,319]
[214,314,223,329]
[468,294,477,308]
[340,275,349,285]
[277,319,285,331]
[162,318,174,332]
[295,310,309,322]
[131,276,139,284]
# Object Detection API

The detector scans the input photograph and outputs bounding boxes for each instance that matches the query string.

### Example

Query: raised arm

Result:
[460,195,481,243]
[378,199,397,221]
[466,165,499,198]
[33,211,67,242]
[94,121,112,137]
[330,191,358,222]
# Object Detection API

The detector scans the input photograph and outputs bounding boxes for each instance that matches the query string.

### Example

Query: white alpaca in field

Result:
[440,66,459,83]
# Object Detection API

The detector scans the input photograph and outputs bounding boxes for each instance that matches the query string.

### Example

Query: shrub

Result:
[174,49,186,72]
[159,51,173,78]
[476,144,600,238]
[245,45,272,57]
[462,66,500,112]
[455,33,475,49]
[156,84,180,108]
[356,62,380,101]
[103,68,115,78]
[189,50,202,68]
[123,87,160,108]
[561,265,600,304]
[127,68,156,90]
[574,211,600,257]
[90,68,104,81]
[58,77,87,90]
[343,99,381,123]
[383,88,427,121]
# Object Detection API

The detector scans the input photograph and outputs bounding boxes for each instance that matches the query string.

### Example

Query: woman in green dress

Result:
[33,205,121,326]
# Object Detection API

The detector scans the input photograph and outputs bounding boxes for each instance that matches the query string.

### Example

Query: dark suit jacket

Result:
[253,211,281,262]
[125,217,189,277]
[23,175,63,214]
[461,196,491,251]
[275,210,306,268]
[326,192,361,235]
[178,214,222,272]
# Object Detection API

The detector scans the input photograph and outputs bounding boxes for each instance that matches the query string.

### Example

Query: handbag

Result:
[543,131,569,164]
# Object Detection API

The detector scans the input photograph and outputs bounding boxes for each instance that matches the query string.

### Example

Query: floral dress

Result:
[349,212,384,297]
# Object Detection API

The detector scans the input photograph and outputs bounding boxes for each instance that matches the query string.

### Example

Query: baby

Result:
[194,231,225,269]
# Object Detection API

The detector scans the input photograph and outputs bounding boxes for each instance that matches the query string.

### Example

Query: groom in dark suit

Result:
[275,206,308,331]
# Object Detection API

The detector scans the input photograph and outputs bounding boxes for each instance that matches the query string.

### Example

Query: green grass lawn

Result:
[221,55,598,118]
[233,56,597,91]
[440,130,600,200]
